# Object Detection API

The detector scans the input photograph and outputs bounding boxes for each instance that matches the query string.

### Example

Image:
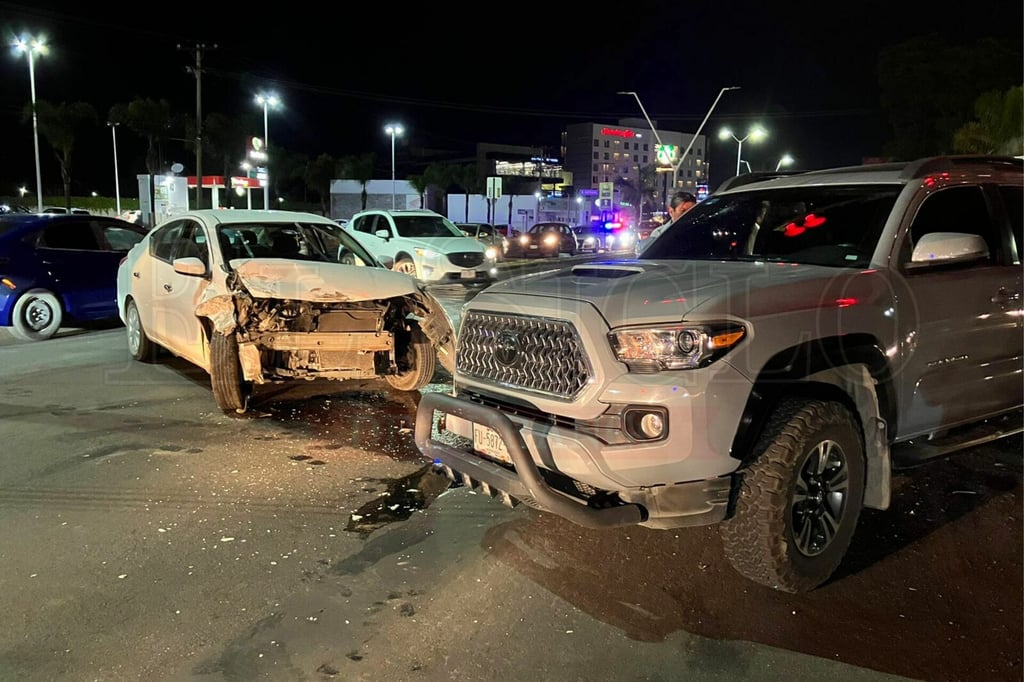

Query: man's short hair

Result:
[670,192,697,208]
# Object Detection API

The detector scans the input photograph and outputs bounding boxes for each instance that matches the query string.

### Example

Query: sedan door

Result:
[34,218,122,320]
[132,219,211,367]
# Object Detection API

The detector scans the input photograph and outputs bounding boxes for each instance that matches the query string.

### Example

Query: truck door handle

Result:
[991,288,1021,304]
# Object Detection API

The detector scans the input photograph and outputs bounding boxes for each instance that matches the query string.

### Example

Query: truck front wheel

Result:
[720,399,865,593]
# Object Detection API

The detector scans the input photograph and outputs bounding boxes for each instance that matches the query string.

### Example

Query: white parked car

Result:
[116,209,456,412]
[343,209,496,286]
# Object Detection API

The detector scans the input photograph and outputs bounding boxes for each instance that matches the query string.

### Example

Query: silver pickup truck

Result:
[414,156,1023,593]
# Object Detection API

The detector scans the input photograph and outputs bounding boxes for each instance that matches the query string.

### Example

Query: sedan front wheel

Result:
[210,332,252,412]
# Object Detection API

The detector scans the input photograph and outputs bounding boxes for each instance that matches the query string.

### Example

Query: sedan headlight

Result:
[519,235,530,245]
[608,322,746,371]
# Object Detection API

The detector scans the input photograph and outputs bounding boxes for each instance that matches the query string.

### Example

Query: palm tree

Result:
[340,153,377,210]
[953,84,1024,155]
[453,163,483,221]
[305,153,340,215]
[201,111,254,191]
[406,174,429,208]
[25,100,97,209]
[109,98,175,175]
[423,162,456,216]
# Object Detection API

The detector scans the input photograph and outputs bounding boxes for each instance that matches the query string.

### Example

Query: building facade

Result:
[563,118,707,202]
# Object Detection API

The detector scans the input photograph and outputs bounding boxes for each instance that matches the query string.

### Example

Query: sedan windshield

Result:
[640,185,901,268]
[217,221,380,265]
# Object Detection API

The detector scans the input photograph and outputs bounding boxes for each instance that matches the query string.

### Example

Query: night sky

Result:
[0,1,1021,200]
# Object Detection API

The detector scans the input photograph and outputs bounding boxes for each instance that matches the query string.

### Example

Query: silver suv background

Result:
[415,155,1023,593]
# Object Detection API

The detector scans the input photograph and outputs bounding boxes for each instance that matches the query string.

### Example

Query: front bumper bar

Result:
[415,392,647,529]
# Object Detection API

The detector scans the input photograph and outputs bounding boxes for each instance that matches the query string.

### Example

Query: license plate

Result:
[473,423,511,465]
[461,270,476,279]
[529,244,538,249]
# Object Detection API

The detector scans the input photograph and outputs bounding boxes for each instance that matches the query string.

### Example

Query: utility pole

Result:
[177,42,217,210]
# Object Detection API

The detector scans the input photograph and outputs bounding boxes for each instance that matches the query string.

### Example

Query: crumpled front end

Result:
[197,270,455,384]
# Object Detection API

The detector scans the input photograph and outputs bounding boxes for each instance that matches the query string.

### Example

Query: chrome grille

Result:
[457,311,592,400]
[448,252,484,267]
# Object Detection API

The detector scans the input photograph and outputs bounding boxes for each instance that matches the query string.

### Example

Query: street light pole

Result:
[670,86,740,190]
[14,36,47,213]
[619,86,739,193]
[108,122,121,215]
[719,125,767,176]
[384,123,404,210]
[256,93,280,210]
[775,154,794,171]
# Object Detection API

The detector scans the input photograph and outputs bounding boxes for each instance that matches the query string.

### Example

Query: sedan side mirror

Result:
[172,257,208,277]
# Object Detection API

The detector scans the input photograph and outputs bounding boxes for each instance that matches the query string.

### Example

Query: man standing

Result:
[636,191,697,255]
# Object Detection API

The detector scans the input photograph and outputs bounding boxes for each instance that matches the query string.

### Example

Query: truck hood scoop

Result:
[569,262,650,278]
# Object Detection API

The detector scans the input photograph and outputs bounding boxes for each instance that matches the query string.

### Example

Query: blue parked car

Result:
[0,213,148,341]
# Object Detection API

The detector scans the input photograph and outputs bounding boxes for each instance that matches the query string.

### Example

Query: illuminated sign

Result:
[601,127,636,139]
[655,144,678,165]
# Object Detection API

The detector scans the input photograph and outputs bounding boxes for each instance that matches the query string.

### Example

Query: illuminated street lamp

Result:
[13,35,48,213]
[776,154,795,171]
[384,123,404,209]
[719,125,767,176]
[255,93,280,210]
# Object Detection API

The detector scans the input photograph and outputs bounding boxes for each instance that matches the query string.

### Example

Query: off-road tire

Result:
[10,288,62,341]
[385,325,435,392]
[720,399,865,593]
[210,332,252,412]
[125,298,158,362]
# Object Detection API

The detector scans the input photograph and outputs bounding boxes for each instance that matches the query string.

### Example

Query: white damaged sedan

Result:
[116,209,456,412]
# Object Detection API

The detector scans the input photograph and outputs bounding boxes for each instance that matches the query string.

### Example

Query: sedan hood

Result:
[231,259,418,302]
[479,259,857,327]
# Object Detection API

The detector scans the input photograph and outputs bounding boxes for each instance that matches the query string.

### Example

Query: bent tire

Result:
[210,332,252,412]
[125,298,158,362]
[720,399,865,593]
[10,288,62,341]
[385,325,436,392]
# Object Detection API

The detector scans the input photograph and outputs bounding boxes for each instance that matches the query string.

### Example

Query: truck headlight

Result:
[608,322,746,371]
[485,246,498,261]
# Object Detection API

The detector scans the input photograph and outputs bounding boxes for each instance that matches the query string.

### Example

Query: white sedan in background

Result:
[116,209,455,412]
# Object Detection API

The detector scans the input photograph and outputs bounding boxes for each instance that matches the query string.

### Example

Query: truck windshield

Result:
[640,184,901,268]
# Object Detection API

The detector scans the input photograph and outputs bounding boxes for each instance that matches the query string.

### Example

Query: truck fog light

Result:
[623,407,668,441]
